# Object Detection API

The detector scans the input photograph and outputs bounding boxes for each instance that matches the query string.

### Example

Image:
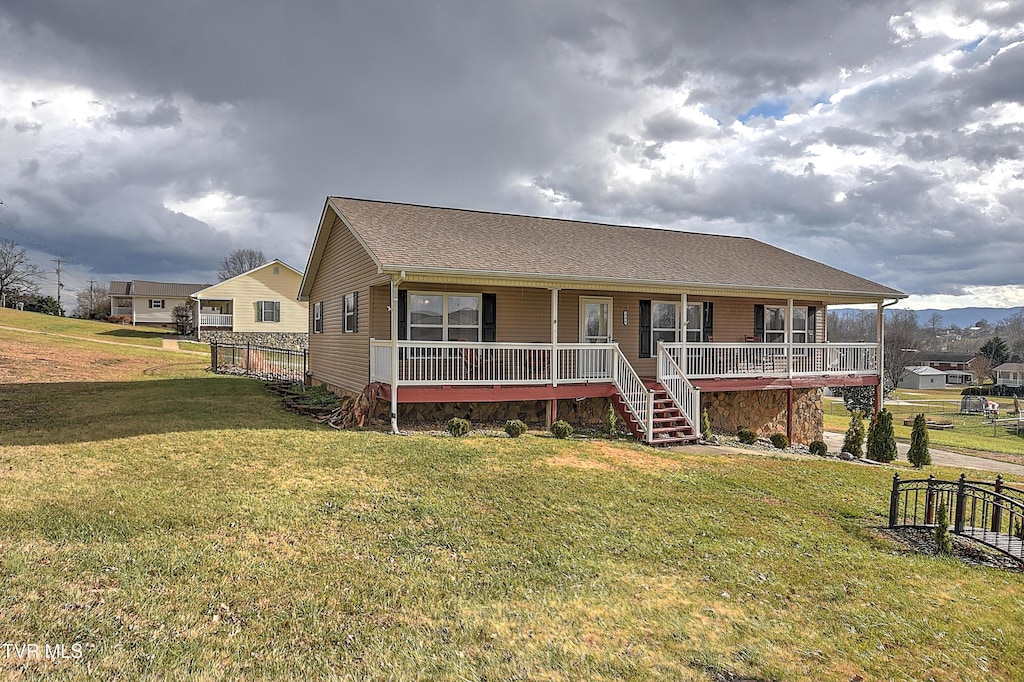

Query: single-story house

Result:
[190,260,308,344]
[918,351,977,374]
[298,197,906,445]
[109,280,209,327]
[897,365,947,390]
[943,370,974,385]
[995,363,1024,388]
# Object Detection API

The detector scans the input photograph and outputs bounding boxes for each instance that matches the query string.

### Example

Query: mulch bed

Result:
[884,526,1023,572]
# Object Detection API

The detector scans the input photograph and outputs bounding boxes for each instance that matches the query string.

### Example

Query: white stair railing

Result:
[657,342,700,429]
[609,344,654,442]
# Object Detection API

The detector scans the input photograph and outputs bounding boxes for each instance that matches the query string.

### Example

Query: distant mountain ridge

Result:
[904,306,1024,329]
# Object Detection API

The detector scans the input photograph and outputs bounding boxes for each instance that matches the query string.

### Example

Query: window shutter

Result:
[808,306,817,343]
[274,301,281,322]
[257,301,264,322]
[702,302,714,342]
[148,300,153,309]
[638,300,651,358]
[482,293,497,342]
[397,290,407,340]
[353,292,359,332]
[754,304,765,341]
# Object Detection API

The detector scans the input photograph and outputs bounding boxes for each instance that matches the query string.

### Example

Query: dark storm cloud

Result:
[104,101,182,129]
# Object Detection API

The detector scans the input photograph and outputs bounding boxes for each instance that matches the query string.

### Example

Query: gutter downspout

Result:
[877,299,900,412]
[390,273,405,435]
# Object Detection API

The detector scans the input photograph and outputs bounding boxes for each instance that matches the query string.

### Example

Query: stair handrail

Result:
[657,341,700,427]
[610,343,653,442]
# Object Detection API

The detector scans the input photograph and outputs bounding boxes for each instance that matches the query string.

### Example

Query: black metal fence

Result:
[210,342,308,384]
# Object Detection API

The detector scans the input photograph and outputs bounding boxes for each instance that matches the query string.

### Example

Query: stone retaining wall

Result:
[702,388,823,444]
[204,331,308,351]
[396,397,616,427]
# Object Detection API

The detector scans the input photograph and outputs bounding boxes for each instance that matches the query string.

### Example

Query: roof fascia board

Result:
[193,259,302,298]
[298,200,384,301]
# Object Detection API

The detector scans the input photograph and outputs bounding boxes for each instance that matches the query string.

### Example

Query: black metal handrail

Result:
[889,473,1024,564]
[210,342,308,384]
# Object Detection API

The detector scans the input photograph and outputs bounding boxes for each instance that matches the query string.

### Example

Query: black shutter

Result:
[807,306,817,343]
[353,292,359,333]
[274,301,281,322]
[639,300,651,358]
[482,293,497,342]
[754,304,765,341]
[397,289,407,340]
[702,302,714,342]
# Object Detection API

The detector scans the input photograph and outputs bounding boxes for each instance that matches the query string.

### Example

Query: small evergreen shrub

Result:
[446,417,471,437]
[550,420,574,439]
[908,413,931,468]
[737,428,757,445]
[604,405,618,435]
[701,408,713,441]
[934,500,953,555]
[809,440,828,456]
[504,419,527,438]
[841,410,865,458]
[867,409,897,463]
[769,433,789,449]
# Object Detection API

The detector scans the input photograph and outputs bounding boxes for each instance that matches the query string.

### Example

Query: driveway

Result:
[822,431,1024,477]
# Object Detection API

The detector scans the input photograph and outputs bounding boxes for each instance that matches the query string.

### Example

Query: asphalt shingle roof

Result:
[108,280,209,297]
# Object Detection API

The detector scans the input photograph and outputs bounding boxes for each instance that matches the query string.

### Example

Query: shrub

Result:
[603,405,618,435]
[736,428,757,445]
[835,385,876,414]
[504,419,527,438]
[701,408,713,441]
[934,500,953,555]
[867,409,897,463]
[445,417,471,437]
[809,440,828,456]
[550,420,573,439]
[769,433,789,449]
[908,413,931,468]
[841,410,865,458]
[108,314,131,325]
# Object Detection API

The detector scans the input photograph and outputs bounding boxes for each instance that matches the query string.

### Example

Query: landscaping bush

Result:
[108,314,132,325]
[908,413,931,468]
[701,408,713,441]
[769,433,789,449]
[935,500,953,555]
[737,428,757,445]
[445,417,471,437]
[504,419,527,438]
[604,405,618,435]
[841,410,865,458]
[550,420,573,439]
[835,385,875,414]
[867,409,897,463]
[809,440,828,457]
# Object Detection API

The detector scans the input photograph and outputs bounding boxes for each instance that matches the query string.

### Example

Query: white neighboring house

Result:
[190,260,308,340]
[897,365,948,390]
[108,280,209,327]
[994,362,1024,388]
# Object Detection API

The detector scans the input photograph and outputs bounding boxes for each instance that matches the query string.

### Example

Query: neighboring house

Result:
[190,260,308,344]
[995,363,1024,388]
[897,365,947,390]
[108,280,209,327]
[917,352,976,385]
[298,197,906,445]
[943,370,974,385]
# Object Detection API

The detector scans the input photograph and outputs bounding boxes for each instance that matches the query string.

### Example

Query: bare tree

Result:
[218,249,267,280]
[74,282,110,319]
[0,240,45,308]
[884,309,923,391]
[927,312,943,336]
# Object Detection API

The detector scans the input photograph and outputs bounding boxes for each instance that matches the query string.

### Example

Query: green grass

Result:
[2,324,1023,680]
[0,307,170,346]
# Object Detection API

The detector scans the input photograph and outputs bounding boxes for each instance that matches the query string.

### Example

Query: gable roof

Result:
[300,197,906,301]
[903,365,946,376]
[108,280,209,297]
[995,362,1024,372]
[191,259,303,298]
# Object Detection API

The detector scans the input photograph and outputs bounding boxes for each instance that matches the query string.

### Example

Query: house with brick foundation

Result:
[298,197,906,445]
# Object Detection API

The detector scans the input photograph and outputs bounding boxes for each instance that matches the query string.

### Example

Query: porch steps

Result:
[614,383,698,446]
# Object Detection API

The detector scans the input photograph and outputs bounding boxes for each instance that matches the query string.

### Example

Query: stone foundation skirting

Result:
[702,388,823,444]
[203,331,308,351]
[395,397,617,427]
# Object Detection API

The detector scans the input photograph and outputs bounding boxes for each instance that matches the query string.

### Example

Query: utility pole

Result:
[88,278,96,318]
[52,258,64,316]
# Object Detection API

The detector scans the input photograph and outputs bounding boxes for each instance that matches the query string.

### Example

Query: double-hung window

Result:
[257,300,280,322]
[408,292,481,342]
[651,302,679,347]
[342,293,358,333]
[763,305,810,343]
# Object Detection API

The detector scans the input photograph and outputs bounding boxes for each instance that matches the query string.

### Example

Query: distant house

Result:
[298,197,905,445]
[108,280,209,327]
[190,260,308,344]
[897,365,947,390]
[917,351,976,385]
[995,363,1024,389]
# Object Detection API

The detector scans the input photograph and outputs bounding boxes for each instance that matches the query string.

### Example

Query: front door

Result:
[579,297,613,378]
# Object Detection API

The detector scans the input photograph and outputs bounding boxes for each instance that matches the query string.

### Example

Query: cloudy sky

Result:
[1,0,1022,310]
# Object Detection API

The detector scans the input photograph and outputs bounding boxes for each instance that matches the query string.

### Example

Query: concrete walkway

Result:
[822,430,1024,477]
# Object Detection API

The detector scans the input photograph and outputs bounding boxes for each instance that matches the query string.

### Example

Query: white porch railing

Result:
[657,343,700,427]
[662,342,878,379]
[200,313,233,327]
[111,306,133,316]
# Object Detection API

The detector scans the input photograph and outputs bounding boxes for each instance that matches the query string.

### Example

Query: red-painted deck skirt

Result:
[377,373,876,403]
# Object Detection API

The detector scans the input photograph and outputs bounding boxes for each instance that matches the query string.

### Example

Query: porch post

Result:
[787,298,794,379]
[195,298,202,340]
[876,301,884,413]
[681,293,687,374]
[390,278,400,434]
[550,288,559,387]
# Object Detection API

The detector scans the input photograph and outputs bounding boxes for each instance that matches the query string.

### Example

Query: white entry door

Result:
[578,297,613,378]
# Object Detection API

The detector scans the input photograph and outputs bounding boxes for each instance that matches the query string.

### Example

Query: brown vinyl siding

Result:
[308,215,388,394]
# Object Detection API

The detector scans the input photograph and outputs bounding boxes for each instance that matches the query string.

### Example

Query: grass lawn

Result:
[2,325,1023,680]
[0,308,171,347]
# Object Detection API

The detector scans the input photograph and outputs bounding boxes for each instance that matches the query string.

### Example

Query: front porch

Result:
[195,299,233,339]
